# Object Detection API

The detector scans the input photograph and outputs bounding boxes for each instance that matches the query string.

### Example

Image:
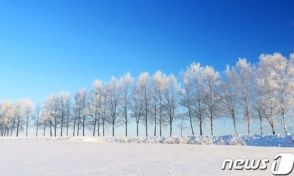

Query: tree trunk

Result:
[159,105,162,137]
[73,117,76,136]
[97,118,100,136]
[271,123,276,135]
[154,104,157,136]
[102,118,105,136]
[43,122,47,136]
[60,114,64,137]
[5,127,8,136]
[259,116,263,135]
[66,106,70,136]
[36,116,39,137]
[26,114,29,137]
[50,122,53,137]
[199,119,203,136]
[145,90,148,137]
[210,117,214,136]
[258,108,263,135]
[16,117,20,137]
[245,105,250,135]
[180,124,183,137]
[169,122,173,137]
[270,119,276,135]
[136,121,139,136]
[66,114,69,136]
[269,103,275,135]
[77,116,80,136]
[188,108,194,136]
[159,115,162,137]
[93,117,97,136]
[82,115,85,136]
[187,99,194,136]
[54,116,57,137]
[232,112,237,136]
[145,114,148,137]
[282,112,287,135]
[10,120,15,136]
[124,105,128,137]
[112,118,115,137]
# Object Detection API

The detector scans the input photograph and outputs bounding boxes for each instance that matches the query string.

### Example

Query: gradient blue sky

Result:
[0,0,293,103]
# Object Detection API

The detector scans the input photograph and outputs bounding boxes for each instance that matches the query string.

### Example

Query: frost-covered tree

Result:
[100,86,108,136]
[73,89,88,136]
[119,72,133,136]
[152,70,167,136]
[275,53,294,135]
[257,53,293,135]
[202,66,221,136]
[3,51,294,138]
[0,101,15,136]
[34,104,41,137]
[41,93,70,137]
[24,100,33,137]
[254,79,267,135]
[130,85,144,136]
[58,92,70,137]
[257,55,278,135]
[89,80,103,136]
[41,95,59,137]
[163,74,179,137]
[180,88,194,136]
[182,63,206,136]
[235,58,254,135]
[137,72,152,137]
[107,77,120,136]
[65,97,72,136]
[14,99,33,137]
[220,65,240,135]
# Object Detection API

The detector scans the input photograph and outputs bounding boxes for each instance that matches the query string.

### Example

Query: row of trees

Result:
[1,52,294,137]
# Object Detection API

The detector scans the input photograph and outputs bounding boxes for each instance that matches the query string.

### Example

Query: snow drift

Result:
[62,135,294,147]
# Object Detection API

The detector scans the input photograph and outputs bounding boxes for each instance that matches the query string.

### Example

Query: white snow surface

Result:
[0,136,294,176]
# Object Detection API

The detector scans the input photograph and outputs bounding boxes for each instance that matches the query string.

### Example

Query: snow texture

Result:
[0,137,294,176]
[65,135,294,147]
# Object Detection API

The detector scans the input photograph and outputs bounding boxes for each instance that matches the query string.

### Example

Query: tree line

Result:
[0,52,294,137]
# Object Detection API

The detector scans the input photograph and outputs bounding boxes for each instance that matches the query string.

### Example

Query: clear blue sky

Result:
[0,0,293,103]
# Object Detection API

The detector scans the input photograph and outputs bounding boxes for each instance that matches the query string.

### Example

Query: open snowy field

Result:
[0,138,294,176]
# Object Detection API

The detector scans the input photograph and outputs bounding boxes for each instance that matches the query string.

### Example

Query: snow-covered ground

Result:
[0,137,294,176]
